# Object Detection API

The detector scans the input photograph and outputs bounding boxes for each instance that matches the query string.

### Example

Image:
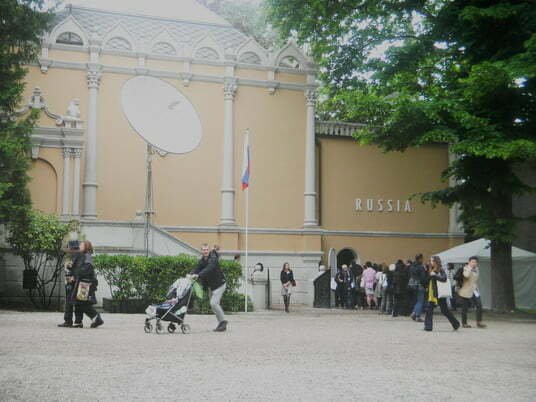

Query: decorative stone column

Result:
[62,147,71,217]
[71,148,82,217]
[304,89,318,227]
[220,78,238,226]
[82,68,101,220]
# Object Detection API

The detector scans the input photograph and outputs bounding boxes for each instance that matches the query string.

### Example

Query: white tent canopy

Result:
[436,239,536,310]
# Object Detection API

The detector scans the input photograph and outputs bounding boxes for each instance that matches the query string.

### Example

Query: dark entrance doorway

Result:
[337,248,357,268]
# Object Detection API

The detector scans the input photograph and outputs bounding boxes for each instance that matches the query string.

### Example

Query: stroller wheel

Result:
[181,324,191,334]
[155,320,164,334]
[167,323,176,333]
[144,323,153,333]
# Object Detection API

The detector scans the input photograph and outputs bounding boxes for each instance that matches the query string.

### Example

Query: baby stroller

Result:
[144,277,196,334]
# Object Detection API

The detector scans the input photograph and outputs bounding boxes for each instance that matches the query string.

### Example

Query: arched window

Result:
[239,52,261,65]
[105,37,132,52]
[279,55,300,69]
[152,42,175,56]
[195,47,219,61]
[56,32,83,46]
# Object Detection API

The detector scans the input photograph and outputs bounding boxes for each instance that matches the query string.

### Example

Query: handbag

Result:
[436,279,452,299]
[76,281,91,301]
[330,278,337,291]
[291,279,296,287]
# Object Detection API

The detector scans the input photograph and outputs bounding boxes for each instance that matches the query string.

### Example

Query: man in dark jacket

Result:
[58,242,85,328]
[408,254,427,322]
[191,244,227,332]
[392,260,409,317]
[350,260,363,308]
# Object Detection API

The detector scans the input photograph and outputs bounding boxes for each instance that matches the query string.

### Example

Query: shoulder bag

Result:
[436,278,452,299]
[76,281,92,301]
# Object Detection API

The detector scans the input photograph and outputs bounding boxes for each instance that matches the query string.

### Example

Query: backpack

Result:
[453,267,464,288]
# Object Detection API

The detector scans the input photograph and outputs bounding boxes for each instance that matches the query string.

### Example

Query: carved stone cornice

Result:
[12,87,83,129]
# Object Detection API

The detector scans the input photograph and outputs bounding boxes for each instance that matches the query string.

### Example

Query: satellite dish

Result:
[121,76,202,154]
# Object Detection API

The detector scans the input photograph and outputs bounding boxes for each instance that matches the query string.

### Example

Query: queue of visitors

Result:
[333,254,486,331]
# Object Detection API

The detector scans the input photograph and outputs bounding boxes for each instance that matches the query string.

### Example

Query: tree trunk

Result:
[490,240,515,311]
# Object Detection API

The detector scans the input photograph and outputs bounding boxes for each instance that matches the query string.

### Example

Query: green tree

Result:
[197,0,282,49]
[267,0,536,311]
[0,0,51,224]
[8,211,72,309]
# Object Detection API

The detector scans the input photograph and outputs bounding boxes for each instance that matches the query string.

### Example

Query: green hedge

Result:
[93,254,251,312]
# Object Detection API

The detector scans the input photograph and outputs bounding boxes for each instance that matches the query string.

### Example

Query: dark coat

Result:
[280,269,294,285]
[393,263,409,294]
[350,262,363,278]
[335,270,353,290]
[425,268,447,302]
[191,252,226,291]
[384,270,394,292]
[409,263,427,288]
[70,253,97,304]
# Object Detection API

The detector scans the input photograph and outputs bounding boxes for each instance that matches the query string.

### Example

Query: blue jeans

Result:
[412,287,425,317]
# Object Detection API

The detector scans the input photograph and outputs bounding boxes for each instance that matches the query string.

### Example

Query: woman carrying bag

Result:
[423,256,460,332]
[71,240,104,328]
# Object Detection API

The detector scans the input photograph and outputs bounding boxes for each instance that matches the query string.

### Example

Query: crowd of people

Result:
[333,254,486,331]
[57,240,485,333]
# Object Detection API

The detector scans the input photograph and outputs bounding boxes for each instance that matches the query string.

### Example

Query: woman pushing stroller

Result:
[190,244,228,332]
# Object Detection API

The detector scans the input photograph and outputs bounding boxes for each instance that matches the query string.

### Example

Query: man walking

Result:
[458,256,486,328]
[191,244,228,332]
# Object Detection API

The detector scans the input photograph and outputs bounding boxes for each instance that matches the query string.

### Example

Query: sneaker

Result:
[416,318,424,323]
[462,324,472,328]
[90,315,104,328]
[57,322,73,328]
[410,313,416,321]
[213,320,227,332]
[72,323,83,328]
[477,322,487,329]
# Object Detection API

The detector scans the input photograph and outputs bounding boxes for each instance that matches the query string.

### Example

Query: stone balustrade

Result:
[315,120,366,137]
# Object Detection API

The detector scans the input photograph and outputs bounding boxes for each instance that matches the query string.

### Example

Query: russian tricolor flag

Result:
[241,130,250,190]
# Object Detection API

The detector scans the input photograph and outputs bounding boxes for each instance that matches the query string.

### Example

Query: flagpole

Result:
[243,129,250,313]
[245,181,249,313]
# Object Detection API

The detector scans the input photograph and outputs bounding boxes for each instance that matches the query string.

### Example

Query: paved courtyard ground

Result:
[1,307,535,401]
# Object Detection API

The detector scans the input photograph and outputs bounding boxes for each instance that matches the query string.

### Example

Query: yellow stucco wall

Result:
[319,137,450,233]
[234,87,306,228]
[322,235,463,266]
[28,156,59,214]
[24,66,88,127]
[235,68,266,81]
[276,72,307,84]
[100,54,137,68]
[93,71,309,227]
[191,64,224,76]
[48,49,88,63]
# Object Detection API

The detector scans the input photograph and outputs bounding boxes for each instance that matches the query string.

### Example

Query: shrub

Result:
[93,254,251,312]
